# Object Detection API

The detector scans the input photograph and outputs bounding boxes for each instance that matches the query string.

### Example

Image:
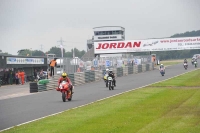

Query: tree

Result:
[47,47,66,57]
[17,49,31,56]
[32,50,45,56]
[46,46,86,58]
[0,49,12,55]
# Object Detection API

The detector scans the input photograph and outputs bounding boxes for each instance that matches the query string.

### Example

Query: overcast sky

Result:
[0,0,200,55]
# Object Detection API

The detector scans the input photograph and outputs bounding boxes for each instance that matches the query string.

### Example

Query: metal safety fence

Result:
[52,55,152,75]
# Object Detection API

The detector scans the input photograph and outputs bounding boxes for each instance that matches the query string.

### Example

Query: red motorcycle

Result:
[56,81,73,102]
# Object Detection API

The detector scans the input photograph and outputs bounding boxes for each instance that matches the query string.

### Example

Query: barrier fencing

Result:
[53,55,152,74]
[32,62,154,93]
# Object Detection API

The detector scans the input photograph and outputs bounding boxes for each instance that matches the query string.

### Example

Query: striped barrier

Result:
[128,66,133,74]
[138,65,142,73]
[146,64,150,71]
[117,68,123,77]
[133,65,138,74]
[123,66,128,76]
[142,64,146,72]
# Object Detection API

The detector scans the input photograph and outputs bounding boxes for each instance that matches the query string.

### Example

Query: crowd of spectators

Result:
[0,69,46,86]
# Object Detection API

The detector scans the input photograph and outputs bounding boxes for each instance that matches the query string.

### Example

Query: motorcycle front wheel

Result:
[62,91,66,102]
[109,82,111,90]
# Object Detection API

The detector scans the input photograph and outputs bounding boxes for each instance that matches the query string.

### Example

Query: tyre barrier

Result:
[128,67,133,74]
[117,68,123,77]
[38,84,47,92]
[29,63,154,93]
[138,65,142,73]
[146,64,150,71]
[29,82,38,93]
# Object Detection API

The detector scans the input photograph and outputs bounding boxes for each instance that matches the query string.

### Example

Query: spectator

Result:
[3,70,8,85]
[20,70,25,85]
[77,67,81,72]
[12,71,15,84]
[8,69,13,85]
[40,69,44,76]
[34,69,37,80]
[18,70,21,84]
[15,72,19,85]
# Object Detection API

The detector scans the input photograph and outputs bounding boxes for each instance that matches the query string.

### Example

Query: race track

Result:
[0,62,199,131]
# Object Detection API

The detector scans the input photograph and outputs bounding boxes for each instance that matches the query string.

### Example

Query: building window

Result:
[94,32,99,35]
[116,30,120,34]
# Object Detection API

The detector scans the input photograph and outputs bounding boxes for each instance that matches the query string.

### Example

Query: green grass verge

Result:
[159,59,183,66]
[2,69,200,133]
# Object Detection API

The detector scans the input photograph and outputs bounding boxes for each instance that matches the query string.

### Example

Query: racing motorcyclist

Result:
[103,68,109,86]
[108,69,116,87]
[184,59,188,64]
[159,64,165,72]
[57,72,74,94]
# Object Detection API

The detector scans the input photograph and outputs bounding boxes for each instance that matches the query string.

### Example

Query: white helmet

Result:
[161,64,163,66]
[106,68,109,72]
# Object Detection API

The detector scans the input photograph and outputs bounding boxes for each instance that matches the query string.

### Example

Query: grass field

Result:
[159,59,184,66]
[2,69,200,133]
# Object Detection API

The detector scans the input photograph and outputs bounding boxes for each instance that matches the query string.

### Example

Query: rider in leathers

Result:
[57,72,74,94]
[184,59,188,64]
[108,70,116,87]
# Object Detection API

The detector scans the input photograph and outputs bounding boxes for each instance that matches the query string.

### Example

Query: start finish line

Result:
[94,36,200,54]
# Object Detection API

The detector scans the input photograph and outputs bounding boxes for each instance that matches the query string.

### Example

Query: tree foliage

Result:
[47,47,66,57]
[17,49,45,57]
[32,50,45,56]
[46,47,86,58]
[17,49,32,56]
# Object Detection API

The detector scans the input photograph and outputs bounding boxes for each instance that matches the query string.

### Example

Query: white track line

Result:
[0,68,199,133]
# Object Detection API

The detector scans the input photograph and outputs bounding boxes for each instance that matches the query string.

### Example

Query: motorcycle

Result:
[107,76,114,90]
[160,68,165,76]
[56,81,73,102]
[194,61,198,68]
[183,63,188,70]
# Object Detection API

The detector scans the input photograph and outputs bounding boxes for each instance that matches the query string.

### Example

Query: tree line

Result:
[0,47,86,58]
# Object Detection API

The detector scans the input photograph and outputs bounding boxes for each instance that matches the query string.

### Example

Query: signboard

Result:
[105,60,111,67]
[94,36,200,54]
[6,57,44,64]
[93,59,98,67]
[93,35,124,41]
[134,59,141,65]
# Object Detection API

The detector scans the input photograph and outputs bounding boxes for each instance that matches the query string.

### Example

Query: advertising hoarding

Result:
[6,57,44,64]
[94,36,200,54]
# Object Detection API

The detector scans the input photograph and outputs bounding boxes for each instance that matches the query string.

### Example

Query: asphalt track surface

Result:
[0,62,199,131]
